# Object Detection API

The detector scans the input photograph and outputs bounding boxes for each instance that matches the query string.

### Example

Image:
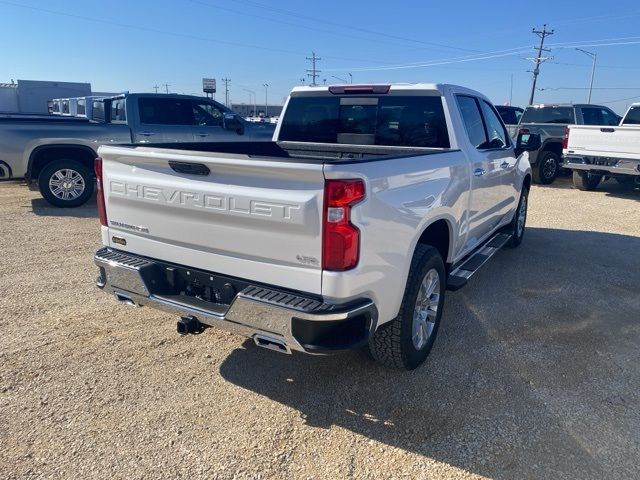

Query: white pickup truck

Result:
[563,102,640,190]
[94,83,540,370]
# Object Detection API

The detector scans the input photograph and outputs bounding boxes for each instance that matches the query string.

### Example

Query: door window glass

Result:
[139,98,194,125]
[456,96,487,149]
[192,101,224,126]
[480,101,509,148]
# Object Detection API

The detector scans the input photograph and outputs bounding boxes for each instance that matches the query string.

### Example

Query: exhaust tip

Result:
[253,334,291,354]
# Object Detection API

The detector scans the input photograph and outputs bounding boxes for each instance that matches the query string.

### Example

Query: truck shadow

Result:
[219,227,640,479]
[30,195,98,218]
[535,175,639,200]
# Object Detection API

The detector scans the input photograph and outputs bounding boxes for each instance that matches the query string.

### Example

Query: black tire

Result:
[532,151,560,185]
[506,187,529,248]
[369,245,446,370]
[38,159,94,208]
[572,170,602,191]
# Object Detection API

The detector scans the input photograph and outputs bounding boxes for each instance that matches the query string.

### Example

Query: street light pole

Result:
[348,73,352,84]
[263,83,269,117]
[576,48,597,104]
[243,89,256,117]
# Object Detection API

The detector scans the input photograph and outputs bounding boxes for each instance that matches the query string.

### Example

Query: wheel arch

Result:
[27,144,98,183]
[414,217,454,266]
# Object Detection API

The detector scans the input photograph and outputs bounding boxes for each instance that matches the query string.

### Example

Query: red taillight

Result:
[562,127,570,149]
[322,179,365,271]
[94,157,107,227]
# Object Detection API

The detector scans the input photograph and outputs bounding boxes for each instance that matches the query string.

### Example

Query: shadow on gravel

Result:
[220,227,640,479]
[30,195,98,218]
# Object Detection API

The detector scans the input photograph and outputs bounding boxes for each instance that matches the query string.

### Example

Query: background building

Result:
[231,103,283,118]
[0,79,93,113]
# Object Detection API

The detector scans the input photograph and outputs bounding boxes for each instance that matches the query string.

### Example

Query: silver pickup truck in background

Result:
[563,102,640,190]
[94,83,541,370]
[0,93,275,207]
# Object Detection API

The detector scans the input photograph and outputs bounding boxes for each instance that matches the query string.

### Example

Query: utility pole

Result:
[163,83,170,94]
[306,52,321,86]
[222,78,231,107]
[576,48,597,104]
[510,74,513,106]
[153,85,159,94]
[263,84,269,116]
[527,24,554,105]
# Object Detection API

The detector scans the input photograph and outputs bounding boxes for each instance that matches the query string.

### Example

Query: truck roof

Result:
[527,103,596,109]
[290,83,480,96]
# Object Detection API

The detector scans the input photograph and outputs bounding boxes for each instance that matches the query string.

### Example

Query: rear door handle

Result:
[139,131,155,136]
[474,168,486,177]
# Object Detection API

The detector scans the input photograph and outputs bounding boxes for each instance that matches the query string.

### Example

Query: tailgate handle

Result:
[600,128,615,132]
[168,161,210,176]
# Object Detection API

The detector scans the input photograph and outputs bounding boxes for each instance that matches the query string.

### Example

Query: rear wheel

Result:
[506,187,528,248]
[572,170,602,191]
[532,151,560,184]
[38,159,94,207]
[369,245,446,370]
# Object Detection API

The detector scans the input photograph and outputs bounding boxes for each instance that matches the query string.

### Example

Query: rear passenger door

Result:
[133,97,197,143]
[456,95,516,252]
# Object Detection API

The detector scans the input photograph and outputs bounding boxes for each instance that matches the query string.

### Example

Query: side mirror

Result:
[223,113,245,135]
[515,132,541,153]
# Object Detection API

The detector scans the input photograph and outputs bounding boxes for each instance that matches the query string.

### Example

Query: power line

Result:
[528,25,554,105]
[306,52,321,86]
[227,0,483,54]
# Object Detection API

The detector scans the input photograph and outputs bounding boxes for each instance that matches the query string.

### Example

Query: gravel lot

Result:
[1,177,639,479]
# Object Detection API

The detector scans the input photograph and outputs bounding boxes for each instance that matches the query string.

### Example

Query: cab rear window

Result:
[279,95,450,148]
[622,106,640,125]
[521,106,575,124]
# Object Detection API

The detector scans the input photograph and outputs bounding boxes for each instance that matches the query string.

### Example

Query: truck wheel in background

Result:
[369,245,446,370]
[532,151,560,185]
[615,176,634,186]
[572,171,602,191]
[506,187,529,248]
[38,159,94,208]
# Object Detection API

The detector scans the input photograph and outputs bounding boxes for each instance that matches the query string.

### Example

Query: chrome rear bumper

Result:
[94,248,377,354]
[564,155,640,176]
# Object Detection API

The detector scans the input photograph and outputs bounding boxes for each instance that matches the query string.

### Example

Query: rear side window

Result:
[139,98,194,126]
[111,98,127,123]
[456,96,487,148]
[279,95,450,148]
[622,106,640,125]
[521,106,575,124]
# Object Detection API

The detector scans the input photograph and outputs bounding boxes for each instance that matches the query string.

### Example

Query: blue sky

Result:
[2,0,640,114]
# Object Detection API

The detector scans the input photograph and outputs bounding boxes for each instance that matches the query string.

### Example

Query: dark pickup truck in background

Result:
[517,103,621,184]
[0,93,275,207]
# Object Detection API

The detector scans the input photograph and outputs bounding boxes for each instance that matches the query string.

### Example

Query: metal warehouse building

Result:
[0,79,92,114]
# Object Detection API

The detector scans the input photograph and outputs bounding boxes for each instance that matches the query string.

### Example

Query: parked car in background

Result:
[518,103,621,184]
[563,102,640,190]
[94,83,540,371]
[0,93,275,207]
[495,105,524,137]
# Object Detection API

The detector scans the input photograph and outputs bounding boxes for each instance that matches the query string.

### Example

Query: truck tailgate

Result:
[99,145,325,294]
[566,125,640,159]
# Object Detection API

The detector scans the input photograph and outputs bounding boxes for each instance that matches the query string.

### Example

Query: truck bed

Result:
[120,140,455,164]
[565,125,640,160]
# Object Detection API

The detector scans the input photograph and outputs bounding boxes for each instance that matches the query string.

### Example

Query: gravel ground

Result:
[1,176,639,479]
